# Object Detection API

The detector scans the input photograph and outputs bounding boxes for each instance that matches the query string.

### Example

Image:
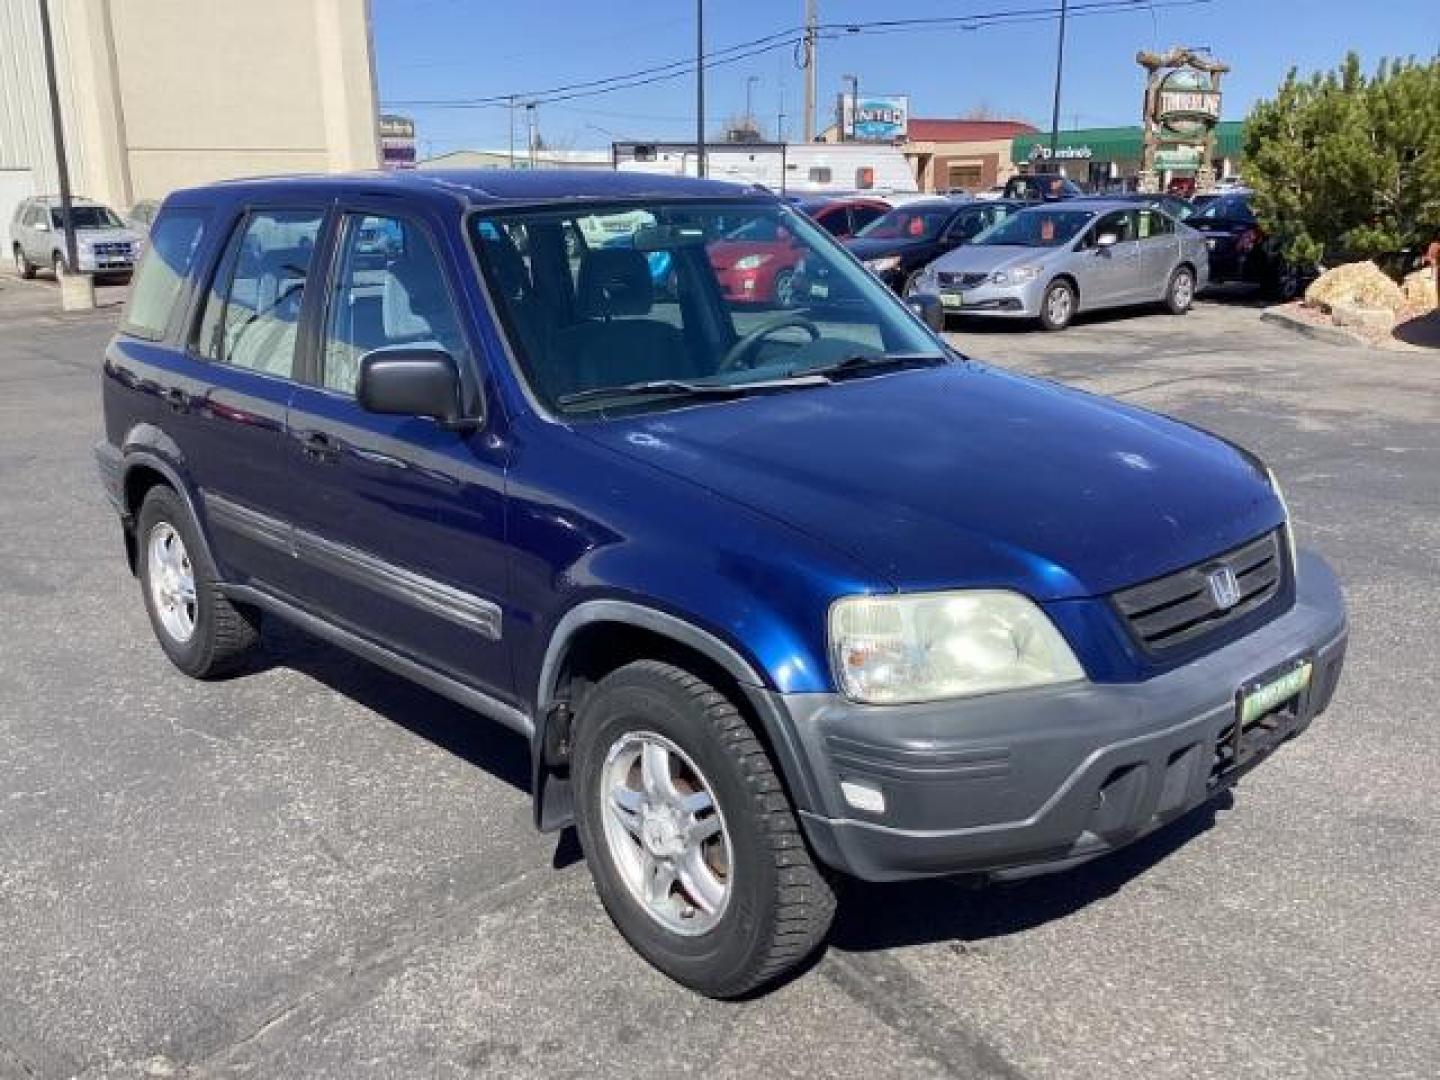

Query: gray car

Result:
[908,199,1209,331]
[10,195,144,280]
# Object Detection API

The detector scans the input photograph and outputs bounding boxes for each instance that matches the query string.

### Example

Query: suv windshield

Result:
[50,206,124,229]
[973,208,1093,247]
[469,200,943,416]
[855,205,953,242]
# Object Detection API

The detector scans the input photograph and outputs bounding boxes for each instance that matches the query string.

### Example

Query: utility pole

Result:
[844,73,859,141]
[777,87,787,143]
[37,0,87,308]
[1048,0,1069,162]
[695,0,706,177]
[802,0,818,142]
[745,75,760,134]
[508,95,516,168]
[526,103,537,168]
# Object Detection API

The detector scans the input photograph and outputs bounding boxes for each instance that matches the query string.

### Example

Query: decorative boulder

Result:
[1304,261,1406,314]
[1400,267,1438,309]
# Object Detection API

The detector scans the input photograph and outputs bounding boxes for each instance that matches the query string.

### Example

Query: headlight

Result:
[733,253,772,271]
[829,591,1085,705]
[865,255,902,273]
[990,265,1039,285]
[1266,467,1299,575]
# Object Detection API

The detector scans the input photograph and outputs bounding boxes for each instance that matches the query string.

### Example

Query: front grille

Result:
[938,271,989,289]
[1112,530,1285,654]
[93,242,131,258]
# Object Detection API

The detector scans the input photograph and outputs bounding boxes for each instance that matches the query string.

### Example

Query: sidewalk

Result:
[0,267,130,324]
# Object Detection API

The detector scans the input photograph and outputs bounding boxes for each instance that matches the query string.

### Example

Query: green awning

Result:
[1011,121,1247,164]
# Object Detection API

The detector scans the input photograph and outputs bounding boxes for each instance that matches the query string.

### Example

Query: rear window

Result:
[120,208,209,340]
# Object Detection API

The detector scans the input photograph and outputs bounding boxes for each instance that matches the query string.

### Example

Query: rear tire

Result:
[1039,279,1075,331]
[572,660,836,998]
[136,486,260,679]
[13,246,35,279]
[1165,266,1195,315]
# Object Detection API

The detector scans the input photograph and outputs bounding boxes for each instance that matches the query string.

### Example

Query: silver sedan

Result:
[908,200,1210,331]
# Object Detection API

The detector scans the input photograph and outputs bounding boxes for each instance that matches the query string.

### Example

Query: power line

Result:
[380,0,1211,113]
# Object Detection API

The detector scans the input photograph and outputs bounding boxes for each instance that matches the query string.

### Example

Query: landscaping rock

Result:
[1304,261,1406,314]
[1329,302,1395,333]
[1400,267,1438,309]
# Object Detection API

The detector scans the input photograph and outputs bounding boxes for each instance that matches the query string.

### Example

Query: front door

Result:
[284,206,514,700]
[1073,209,1140,309]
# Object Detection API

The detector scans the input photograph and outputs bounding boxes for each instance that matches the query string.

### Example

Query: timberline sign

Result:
[1137,46,1230,190]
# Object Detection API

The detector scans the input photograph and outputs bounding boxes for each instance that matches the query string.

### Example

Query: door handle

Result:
[298,431,341,463]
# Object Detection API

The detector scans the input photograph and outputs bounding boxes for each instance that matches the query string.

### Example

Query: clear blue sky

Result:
[371,0,1439,155]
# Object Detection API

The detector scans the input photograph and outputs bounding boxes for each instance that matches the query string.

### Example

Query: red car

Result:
[707,197,889,305]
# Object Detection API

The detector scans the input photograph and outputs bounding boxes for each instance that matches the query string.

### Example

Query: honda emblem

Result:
[1206,565,1241,610]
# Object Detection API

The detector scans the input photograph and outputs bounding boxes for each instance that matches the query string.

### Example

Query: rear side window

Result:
[120,209,208,340]
[195,209,324,377]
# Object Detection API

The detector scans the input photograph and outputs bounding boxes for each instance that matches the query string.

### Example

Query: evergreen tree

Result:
[1243,54,1440,267]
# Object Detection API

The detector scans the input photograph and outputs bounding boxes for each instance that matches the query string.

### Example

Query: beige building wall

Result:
[907,137,1021,192]
[1,0,379,214]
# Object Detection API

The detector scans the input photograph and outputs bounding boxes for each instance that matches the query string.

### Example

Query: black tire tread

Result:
[138,486,259,678]
[596,659,836,996]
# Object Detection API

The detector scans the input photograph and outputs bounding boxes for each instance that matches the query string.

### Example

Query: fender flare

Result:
[118,438,218,575]
[530,599,822,830]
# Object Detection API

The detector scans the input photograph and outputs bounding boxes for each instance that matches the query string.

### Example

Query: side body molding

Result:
[531,599,824,831]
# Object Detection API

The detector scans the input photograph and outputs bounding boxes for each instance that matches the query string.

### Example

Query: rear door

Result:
[284,203,514,698]
[1134,207,1178,299]
[182,204,329,595]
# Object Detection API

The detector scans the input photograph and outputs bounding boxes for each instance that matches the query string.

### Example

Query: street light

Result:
[745,75,760,134]
[1048,0,1069,163]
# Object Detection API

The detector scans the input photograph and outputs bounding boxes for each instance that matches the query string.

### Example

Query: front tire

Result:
[1039,279,1075,331]
[573,660,835,998]
[772,269,796,308]
[136,486,260,678]
[1165,265,1195,315]
[13,246,35,279]
[52,253,67,280]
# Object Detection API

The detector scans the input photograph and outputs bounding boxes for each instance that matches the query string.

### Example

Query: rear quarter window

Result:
[120,208,210,340]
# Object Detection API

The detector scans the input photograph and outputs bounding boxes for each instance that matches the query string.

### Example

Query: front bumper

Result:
[777,550,1348,881]
[78,251,136,274]
[933,277,1047,319]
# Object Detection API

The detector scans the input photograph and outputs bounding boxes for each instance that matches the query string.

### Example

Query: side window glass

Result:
[818,211,848,237]
[849,205,884,233]
[323,214,467,395]
[121,209,208,339]
[1094,210,1132,245]
[196,209,323,377]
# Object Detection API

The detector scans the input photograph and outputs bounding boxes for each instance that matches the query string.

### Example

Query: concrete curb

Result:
[1260,307,1362,348]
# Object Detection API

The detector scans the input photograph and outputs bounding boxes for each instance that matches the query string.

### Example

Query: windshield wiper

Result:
[798,353,948,380]
[558,375,830,409]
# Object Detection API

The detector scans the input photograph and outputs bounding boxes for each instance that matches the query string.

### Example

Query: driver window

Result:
[1087,210,1132,247]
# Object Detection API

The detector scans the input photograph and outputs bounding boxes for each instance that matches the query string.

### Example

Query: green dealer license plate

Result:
[940,291,963,308]
[1238,659,1312,726]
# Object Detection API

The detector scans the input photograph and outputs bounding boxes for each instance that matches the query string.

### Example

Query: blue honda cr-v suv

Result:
[97,170,1347,997]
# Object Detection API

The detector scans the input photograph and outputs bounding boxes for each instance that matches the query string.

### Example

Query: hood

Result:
[707,239,792,269]
[577,364,1280,599]
[77,227,142,245]
[930,243,1055,274]
[843,236,933,261]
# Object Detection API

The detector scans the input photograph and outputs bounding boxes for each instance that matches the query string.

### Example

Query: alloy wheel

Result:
[147,522,198,643]
[599,731,733,936]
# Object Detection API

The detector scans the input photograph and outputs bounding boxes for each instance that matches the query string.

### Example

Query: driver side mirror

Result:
[357,348,470,428]
[906,293,946,332]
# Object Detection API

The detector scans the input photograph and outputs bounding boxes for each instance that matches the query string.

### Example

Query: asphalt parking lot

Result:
[2,269,1437,1080]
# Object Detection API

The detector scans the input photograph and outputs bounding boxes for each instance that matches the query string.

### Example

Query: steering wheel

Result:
[717,314,821,374]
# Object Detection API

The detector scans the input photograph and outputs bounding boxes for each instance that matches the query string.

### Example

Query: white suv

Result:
[11,196,143,280]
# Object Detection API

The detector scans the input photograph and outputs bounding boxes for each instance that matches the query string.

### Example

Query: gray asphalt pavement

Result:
[1,269,1437,1079]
